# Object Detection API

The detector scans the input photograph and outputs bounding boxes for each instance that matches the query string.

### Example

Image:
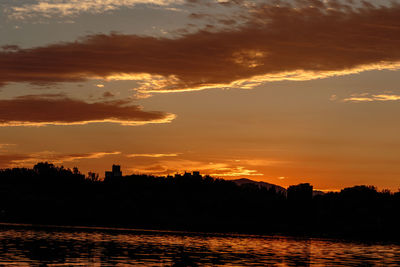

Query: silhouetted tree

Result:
[87,172,99,182]
[287,183,313,202]
[0,163,399,239]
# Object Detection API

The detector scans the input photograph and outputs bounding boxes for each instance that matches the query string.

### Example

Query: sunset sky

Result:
[1,0,400,191]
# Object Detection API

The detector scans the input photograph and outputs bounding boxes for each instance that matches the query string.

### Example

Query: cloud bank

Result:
[0,94,175,126]
[5,0,183,19]
[1,1,400,92]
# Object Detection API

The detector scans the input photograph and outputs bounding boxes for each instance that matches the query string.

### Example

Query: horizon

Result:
[1,0,400,192]
[1,161,387,193]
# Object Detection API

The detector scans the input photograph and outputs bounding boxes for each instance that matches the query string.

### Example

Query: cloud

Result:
[127,153,179,158]
[0,144,16,150]
[127,157,264,178]
[5,0,184,19]
[0,94,175,126]
[128,159,227,174]
[102,91,114,98]
[341,93,400,102]
[1,1,400,92]
[0,151,121,167]
[0,154,30,167]
[209,166,263,177]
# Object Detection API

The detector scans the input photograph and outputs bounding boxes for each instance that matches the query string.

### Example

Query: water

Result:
[0,225,399,266]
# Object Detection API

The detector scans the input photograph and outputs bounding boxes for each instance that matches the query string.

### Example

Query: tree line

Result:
[0,162,399,240]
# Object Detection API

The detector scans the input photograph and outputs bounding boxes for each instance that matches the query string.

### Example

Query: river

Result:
[0,224,399,266]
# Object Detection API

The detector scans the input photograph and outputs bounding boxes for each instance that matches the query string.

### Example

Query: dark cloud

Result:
[189,13,209,19]
[0,94,175,126]
[102,91,114,98]
[1,1,400,91]
[1,45,20,51]
[217,19,237,25]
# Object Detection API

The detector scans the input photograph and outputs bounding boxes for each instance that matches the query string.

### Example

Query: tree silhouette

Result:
[0,162,399,240]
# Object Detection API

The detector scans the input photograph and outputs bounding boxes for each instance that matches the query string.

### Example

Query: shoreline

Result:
[1,221,399,245]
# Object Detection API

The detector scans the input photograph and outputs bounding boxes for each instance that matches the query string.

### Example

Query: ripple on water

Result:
[0,226,399,266]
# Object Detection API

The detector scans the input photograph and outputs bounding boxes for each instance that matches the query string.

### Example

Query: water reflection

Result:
[0,225,399,266]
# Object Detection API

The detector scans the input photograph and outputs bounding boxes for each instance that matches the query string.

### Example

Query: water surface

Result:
[0,225,399,266]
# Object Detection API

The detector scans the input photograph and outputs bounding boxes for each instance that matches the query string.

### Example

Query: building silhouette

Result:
[105,164,122,181]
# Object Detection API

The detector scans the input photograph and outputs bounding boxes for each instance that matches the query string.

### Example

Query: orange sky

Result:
[0,0,399,191]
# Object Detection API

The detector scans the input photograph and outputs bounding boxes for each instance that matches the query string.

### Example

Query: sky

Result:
[0,0,400,191]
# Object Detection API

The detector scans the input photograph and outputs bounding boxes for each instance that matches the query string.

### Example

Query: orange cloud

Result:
[0,94,175,126]
[1,1,400,92]
[210,166,263,177]
[127,153,179,158]
[343,93,400,102]
[0,151,121,167]
[127,157,266,178]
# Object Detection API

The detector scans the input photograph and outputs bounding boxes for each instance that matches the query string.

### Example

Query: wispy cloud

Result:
[5,0,184,20]
[210,166,263,177]
[0,151,121,167]
[0,94,175,126]
[343,93,400,102]
[127,158,265,178]
[127,153,179,158]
